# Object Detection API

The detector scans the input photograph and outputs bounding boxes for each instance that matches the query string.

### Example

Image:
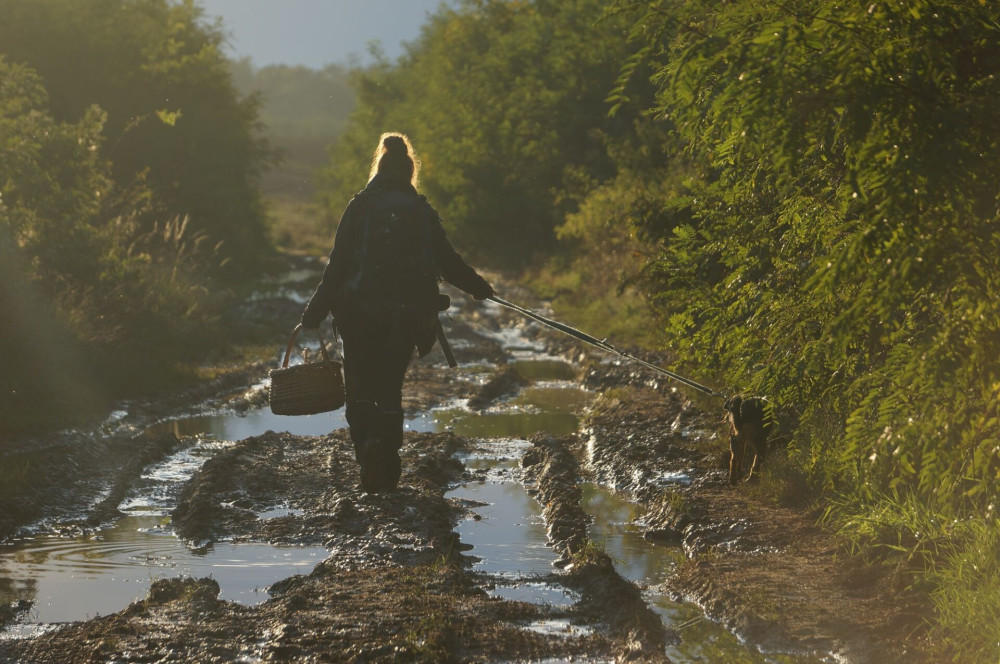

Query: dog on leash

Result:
[724,396,772,485]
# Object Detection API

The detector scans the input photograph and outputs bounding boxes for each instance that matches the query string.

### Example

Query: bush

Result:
[0,57,232,435]
[0,0,275,275]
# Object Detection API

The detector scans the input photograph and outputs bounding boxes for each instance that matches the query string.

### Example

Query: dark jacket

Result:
[302,174,491,349]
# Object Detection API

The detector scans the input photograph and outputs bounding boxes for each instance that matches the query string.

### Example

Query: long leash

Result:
[488,296,721,399]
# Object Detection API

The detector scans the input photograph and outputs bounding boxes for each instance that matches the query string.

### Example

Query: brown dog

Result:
[724,396,771,485]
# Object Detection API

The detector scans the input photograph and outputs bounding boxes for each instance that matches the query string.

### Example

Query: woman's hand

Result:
[473,283,495,301]
[300,305,323,330]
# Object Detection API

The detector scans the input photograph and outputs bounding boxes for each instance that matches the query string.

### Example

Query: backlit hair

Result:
[368,132,421,189]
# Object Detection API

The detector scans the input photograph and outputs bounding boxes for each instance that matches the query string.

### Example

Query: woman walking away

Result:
[300,133,494,492]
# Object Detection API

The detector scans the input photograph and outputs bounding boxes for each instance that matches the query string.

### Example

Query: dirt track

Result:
[0,269,933,663]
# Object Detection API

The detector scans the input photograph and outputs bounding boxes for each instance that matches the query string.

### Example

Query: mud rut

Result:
[0,261,925,663]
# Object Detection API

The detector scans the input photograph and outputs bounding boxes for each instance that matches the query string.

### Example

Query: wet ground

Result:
[0,260,931,663]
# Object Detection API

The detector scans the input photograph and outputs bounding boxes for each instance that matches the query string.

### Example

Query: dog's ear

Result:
[724,395,741,413]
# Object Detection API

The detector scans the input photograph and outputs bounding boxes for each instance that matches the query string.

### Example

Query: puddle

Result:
[510,385,593,413]
[446,438,576,608]
[119,439,236,515]
[656,598,827,664]
[146,406,349,440]
[0,516,326,630]
[652,470,692,487]
[2,402,350,633]
[581,484,677,587]
[245,263,320,304]
[510,359,577,381]
[447,456,559,579]
[490,582,578,607]
[523,618,594,638]
[435,409,580,438]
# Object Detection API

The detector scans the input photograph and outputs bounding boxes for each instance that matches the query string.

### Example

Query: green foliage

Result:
[612,0,1000,656]
[0,56,231,436]
[645,0,999,509]
[0,0,274,274]
[0,0,282,435]
[929,516,1000,663]
[829,492,1000,662]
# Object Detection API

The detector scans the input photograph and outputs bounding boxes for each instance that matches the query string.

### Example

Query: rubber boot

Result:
[377,410,404,492]
[359,410,403,493]
[359,435,381,493]
[346,400,376,463]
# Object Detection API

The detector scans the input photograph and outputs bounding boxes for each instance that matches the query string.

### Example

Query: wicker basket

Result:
[269,324,345,416]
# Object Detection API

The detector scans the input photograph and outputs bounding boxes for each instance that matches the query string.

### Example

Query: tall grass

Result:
[825,491,1000,661]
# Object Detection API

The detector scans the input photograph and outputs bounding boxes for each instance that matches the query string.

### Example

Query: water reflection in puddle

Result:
[0,516,326,629]
[511,385,594,414]
[446,441,577,609]
[581,484,678,587]
[1,359,588,632]
[510,359,578,381]
[657,596,823,664]
[491,583,578,607]
[434,374,591,610]
[435,409,580,438]
[523,618,594,638]
[147,407,349,440]
[2,404,347,633]
[447,458,558,578]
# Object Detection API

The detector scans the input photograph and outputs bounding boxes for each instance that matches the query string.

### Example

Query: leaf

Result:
[155,108,182,127]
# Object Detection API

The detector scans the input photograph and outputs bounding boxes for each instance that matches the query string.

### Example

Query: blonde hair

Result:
[368,132,421,189]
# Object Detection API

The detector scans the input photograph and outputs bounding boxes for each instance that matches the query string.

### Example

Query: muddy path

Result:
[0,258,930,663]
[579,374,935,663]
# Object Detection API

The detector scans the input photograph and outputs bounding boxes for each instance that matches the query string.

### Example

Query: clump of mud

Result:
[467,365,530,410]
[170,430,468,562]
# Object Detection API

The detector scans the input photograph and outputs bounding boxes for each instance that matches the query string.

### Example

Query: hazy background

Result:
[198,0,449,67]
[196,0,453,240]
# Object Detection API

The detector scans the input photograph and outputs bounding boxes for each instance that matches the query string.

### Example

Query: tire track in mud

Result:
[7,278,903,663]
[522,433,673,662]
[2,428,621,663]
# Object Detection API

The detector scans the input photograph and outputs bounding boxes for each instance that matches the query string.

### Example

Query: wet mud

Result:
[581,381,934,663]
[1,262,932,663]
[4,432,613,664]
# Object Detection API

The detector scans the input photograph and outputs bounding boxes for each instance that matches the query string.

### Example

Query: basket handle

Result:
[282,323,333,368]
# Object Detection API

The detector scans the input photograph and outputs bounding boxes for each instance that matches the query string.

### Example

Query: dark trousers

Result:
[340,318,414,457]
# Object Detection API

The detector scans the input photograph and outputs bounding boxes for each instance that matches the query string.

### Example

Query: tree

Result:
[1,56,231,435]
[0,0,274,273]
[619,0,1000,508]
